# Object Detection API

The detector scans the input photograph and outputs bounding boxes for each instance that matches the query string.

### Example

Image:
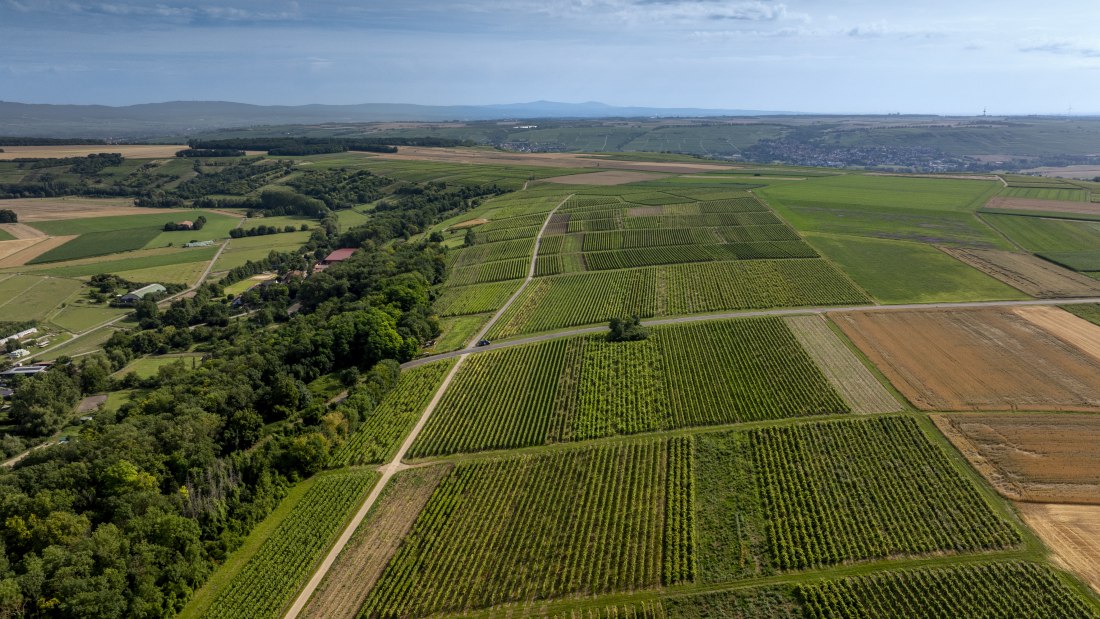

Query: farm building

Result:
[0,327,37,347]
[120,283,167,304]
[184,240,214,248]
[177,220,194,230]
[312,248,357,273]
[0,364,50,379]
[7,349,30,360]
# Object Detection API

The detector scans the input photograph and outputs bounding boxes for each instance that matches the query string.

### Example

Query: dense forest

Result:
[0,177,501,618]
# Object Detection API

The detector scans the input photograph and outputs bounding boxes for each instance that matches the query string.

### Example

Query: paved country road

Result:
[401,295,1100,369]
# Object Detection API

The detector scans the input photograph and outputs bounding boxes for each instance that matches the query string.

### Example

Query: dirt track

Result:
[1018,502,1100,593]
[935,413,1100,504]
[300,464,451,619]
[834,308,1100,412]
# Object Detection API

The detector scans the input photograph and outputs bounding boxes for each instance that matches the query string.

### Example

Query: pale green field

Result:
[37,326,123,361]
[144,211,242,249]
[113,260,209,286]
[0,274,84,321]
[113,354,203,379]
[214,231,311,271]
[47,304,129,332]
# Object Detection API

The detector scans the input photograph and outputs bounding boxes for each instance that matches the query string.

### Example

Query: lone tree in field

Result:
[607,315,648,342]
[0,209,16,223]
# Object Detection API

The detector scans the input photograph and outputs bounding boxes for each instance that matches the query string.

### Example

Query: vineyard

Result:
[488,259,868,339]
[410,318,849,457]
[433,280,522,316]
[796,562,1100,619]
[330,360,455,466]
[447,237,534,269]
[202,471,377,619]
[360,440,683,618]
[447,256,528,286]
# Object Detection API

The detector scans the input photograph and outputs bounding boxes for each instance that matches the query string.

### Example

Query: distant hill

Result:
[0,100,790,139]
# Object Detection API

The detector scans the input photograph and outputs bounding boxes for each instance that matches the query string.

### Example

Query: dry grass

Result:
[0,197,193,222]
[540,170,669,185]
[0,235,77,267]
[447,218,488,230]
[940,247,1100,298]
[0,144,187,160]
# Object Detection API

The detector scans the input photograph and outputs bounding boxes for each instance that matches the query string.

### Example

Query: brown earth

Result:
[0,145,187,160]
[76,395,108,413]
[447,218,488,230]
[0,235,77,267]
[0,197,193,222]
[834,309,1100,412]
[0,223,46,238]
[1018,502,1100,593]
[372,147,736,173]
[785,315,902,414]
[300,464,452,619]
[985,196,1100,216]
[540,170,669,185]
[940,247,1100,298]
[934,413,1100,504]
[1014,306,1100,364]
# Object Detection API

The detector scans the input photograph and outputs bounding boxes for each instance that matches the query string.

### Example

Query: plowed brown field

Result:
[1014,306,1100,364]
[300,464,451,619]
[985,196,1100,217]
[934,413,1100,503]
[941,247,1100,298]
[835,309,1100,412]
[1018,503,1100,593]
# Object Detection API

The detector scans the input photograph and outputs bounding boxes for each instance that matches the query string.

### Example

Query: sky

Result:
[1,0,1099,114]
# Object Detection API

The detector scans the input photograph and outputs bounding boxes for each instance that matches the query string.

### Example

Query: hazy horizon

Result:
[3,0,1099,115]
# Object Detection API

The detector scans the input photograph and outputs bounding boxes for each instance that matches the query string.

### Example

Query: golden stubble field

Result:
[0,144,186,160]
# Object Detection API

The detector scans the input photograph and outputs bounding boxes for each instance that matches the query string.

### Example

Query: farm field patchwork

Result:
[33,245,218,279]
[999,186,1089,201]
[805,233,1026,303]
[934,413,1100,504]
[834,309,1100,411]
[412,318,851,457]
[984,196,1100,218]
[28,227,163,263]
[488,259,869,339]
[939,247,1100,297]
[0,197,181,221]
[981,213,1100,271]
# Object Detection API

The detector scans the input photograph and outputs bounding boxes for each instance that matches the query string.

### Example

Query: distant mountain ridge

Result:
[0,100,792,139]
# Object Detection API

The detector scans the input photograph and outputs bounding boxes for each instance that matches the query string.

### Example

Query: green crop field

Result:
[1000,186,1088,201]
[0,228,15,241]
[29,227,163,263]
[48,304,129,332]
[200,470,377,619]
[113,354,203,379]
[983,213,1100,271]
[0,274,83,321]
[144,211,241,248]
[433,314,488,351]
[488,259,869,339]
[806,233,1026,303]
[330,360,455,466]
[36,246,218,278]
[410,318,849,456]
[757,175,1008,248]
[362,439,689,617]
[27,212,190,236]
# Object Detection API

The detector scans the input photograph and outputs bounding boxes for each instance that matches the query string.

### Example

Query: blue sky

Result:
[2,0,1098,114]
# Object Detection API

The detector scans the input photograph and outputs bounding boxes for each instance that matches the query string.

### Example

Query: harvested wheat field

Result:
[835,309,1100,412]
[934,413,1100,503]
[0,223,45,239]
[985,196,1100,217]
[940,247,1100,298]
[0,235,77,268]
[785,315,902,414]
[540,170,668,185]
[373,147,734,173]
[447,218,488,230]
[300,464,451,619]
[1014,306,1100,363]
[0,197,192,222]
[0,144,186,160]
[1018,503,1100,593]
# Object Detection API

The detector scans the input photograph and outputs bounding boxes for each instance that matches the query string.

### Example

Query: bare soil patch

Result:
[300,464,451,619]
[985,196,1100,216]
[834,309,1100,412]
[0,223,45,239]
[940,247,1100,298]
[785,315,901,414]
[0,235,77,267]
[372,147,735,173]
[447,218,488,230]
[0,197,191,222]
[934,413,1100,504]
[541,170,669,185]
[1014,306,1100,364]
[77,395,107,413]
[1018,502,1100,593]
[0,144,186,160]
[626,205,663,217]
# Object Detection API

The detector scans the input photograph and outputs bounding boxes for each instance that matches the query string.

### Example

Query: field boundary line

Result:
[465,193,573,347]
[283,353,468,619]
